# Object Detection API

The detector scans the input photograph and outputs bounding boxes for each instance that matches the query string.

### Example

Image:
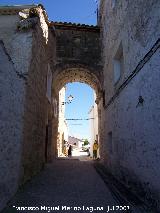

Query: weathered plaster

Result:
[100,0,160,209]
[0,41,25,211]
[0,6,55,210]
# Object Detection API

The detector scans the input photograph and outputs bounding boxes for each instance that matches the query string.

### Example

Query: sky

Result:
[0,0,97,140]
[65,83,94,141]
[0,0,98,25]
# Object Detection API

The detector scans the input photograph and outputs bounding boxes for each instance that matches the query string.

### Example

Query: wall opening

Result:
[56,82,100,160]
[51,66,102,160]
[45,124,49,162]
[113,42,124,85]
[108,131,113,154]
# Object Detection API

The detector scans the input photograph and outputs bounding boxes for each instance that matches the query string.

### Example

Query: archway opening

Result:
[52,66,102,160]
[57,82,99,160]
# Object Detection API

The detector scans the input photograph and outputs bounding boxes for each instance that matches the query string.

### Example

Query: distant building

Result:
[68,136,83,149]
[57,87,69,157]
[88,92,99,158]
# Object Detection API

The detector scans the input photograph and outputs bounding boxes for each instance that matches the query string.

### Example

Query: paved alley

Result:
[2,159,147,213]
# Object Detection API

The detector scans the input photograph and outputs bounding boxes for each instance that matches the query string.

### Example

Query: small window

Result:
[53,98,58,118]
[108,131,113,153]
[46,64,52,102]
[113,42,124,85]
[111,0,116,9]
[96,134,98,142]
[103,90,105,107]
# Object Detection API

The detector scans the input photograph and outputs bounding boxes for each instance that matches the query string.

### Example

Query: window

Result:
[111,0,116,9]
[113,42,124,85]
[96,134,98,142]
[46,64,52,102]
[103,90,105,107]
[53,98,58,118]
[108,131,113,153]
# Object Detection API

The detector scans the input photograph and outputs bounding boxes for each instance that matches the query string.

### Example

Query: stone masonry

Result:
[51,22,103,100]
[21,7,56,183]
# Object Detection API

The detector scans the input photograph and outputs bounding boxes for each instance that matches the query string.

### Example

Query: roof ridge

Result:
[51,21,99,28]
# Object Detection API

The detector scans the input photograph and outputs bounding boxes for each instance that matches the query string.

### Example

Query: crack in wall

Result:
[0,40,28,81]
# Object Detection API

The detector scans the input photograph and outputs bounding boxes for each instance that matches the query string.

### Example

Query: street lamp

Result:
[62,95,74,105]
[68,95,74,103]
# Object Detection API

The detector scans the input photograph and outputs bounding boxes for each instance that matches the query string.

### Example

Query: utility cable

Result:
[65,118,94,121]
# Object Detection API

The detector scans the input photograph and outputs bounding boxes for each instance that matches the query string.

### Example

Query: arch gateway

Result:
[52,21,103,98]
[1,1,160,211]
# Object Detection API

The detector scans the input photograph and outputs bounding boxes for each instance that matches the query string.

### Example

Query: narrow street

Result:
[2,158,148,213]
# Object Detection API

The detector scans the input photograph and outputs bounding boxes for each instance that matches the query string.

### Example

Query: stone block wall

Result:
[100,0,160,209]
[55,23,101,72]
[21,24,48,182]
[21,10,57,183]
[51,23,103,105]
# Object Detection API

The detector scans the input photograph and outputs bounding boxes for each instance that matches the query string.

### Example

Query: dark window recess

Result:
[103,90,105,107]
[45,125,49,162]
[108,131,113,153]
[113,42,124,85]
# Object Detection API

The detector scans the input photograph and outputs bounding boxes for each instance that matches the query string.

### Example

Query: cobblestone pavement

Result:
[2,158,146,213]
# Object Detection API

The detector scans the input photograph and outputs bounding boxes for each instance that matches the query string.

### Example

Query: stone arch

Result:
[52,63,103,158]
[52,64,103,101]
